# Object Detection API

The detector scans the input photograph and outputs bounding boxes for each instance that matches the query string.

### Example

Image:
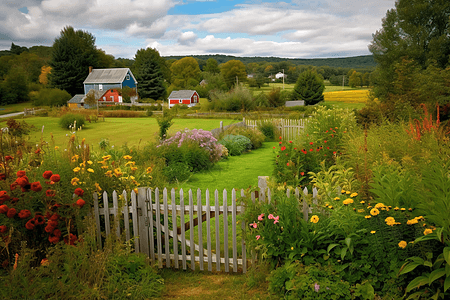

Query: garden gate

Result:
[93,186,318,273]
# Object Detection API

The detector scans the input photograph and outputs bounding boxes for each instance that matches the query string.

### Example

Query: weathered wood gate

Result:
[94,186,318,274]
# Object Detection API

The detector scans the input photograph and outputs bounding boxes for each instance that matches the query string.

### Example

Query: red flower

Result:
[16,170,26,178]
[279,136,282,140]
[326,147,330,150]
[280,146,286,151]
[48,236,59,244]
[0,173,5,180]
[49,213,59,221]
[25,218,36,230]
[0,225,7,233]
[286,163,290,166]
[34,214,45,225]
[324,140,327,143]
[0,191,9,204]
[300,172,305,176]
[15,176,29,187]
[0,205,8,214]
[45,224,55,233]
[289,141,292,143]
[30,182,42,192]
[18,209,31,219]
[64,233,78,245]
[74,188,84,196]
[6,208,16,218]
[35,149,41,154]
[53,229,61,238]
[46,190,56,197]
[294,148,297,150]
[309,142,313,145]
[10,197,18,204]
[76,199,86,208]
[42,171,53,180]
[50,174,60,183]
[302,149,307,154]
[10,183,17,191]
[333,151,337,154]
[5,156,13,162]
[309,149,313,152]
[48,220,58,227]
[273,146,275,149]
[278,141,282,145]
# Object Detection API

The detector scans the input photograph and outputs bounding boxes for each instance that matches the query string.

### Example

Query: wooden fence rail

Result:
[245,118,306,141]
[94,186,319,273]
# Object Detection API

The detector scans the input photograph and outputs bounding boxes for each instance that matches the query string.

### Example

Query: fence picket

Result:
[102,191,110,236]
[223,189,229,272]
[189,190,195,271]
[93,192,102,249]
[214,190,220,271]
[180,189,187,270]
[112,190,120,238]
[171,188,178,269]
[122,191,130,241]
[197,189,204,271]
[241,189,246,273]
[137,188,149,258]
[163,188,170,268]
[131,190,139,253]
[155,188,162,268]
[147,188,155,262]
[232,189,237,272]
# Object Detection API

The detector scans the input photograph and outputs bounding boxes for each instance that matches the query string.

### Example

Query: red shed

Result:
[99,89,122,103]
[168,90,199,108]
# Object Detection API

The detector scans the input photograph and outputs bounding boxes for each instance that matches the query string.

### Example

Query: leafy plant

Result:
[219,134,252,156]
[58,113,85,130]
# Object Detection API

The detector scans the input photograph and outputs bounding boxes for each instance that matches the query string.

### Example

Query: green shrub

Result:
[32,88,72,107]
[163,161,192,183]
[258,121,277,141]
[59,113,85,130]
[207,84,255,112]
[222,125,265,149]
[219,134,252,156]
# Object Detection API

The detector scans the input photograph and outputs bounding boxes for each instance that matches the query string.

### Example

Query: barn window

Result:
[179,99,182,104]
[111,89,114,93]
[126,74,130,80]
[99,84,103,91]
[193,95,198,103]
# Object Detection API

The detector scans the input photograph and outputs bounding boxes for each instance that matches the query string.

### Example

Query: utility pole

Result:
[282,69,285,90]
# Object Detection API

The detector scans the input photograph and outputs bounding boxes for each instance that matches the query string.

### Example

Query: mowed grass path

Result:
[22,117,238,150]
[169,142,277,193]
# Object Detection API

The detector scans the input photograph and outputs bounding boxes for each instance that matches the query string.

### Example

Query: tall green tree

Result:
[170,57,201,89]
[204,58,220,74]
[220,60,247,89]
[1,68,29,105]
[133,48,166,100]
[49,26,100,96]
[369,0,450,101]
[291,69,324,105]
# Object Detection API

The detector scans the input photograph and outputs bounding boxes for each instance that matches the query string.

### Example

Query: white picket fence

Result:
[93,186,318,273]
[245,118,306,141]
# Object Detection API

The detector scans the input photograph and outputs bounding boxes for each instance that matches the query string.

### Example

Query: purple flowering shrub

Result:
[156,129,223,181]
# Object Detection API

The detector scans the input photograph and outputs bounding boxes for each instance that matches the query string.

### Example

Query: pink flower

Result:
[258,213,264,221]
[268,214,274,220]
[250,222,257,229]
[256,235,261,240]
[273,216,280,224]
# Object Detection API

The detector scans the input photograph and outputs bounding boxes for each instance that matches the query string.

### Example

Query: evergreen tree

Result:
[134,48,166,100]
[291,69,324,105]
[49,26,99,96]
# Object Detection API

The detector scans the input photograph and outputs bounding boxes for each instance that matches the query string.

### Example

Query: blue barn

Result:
[83,68,138,95]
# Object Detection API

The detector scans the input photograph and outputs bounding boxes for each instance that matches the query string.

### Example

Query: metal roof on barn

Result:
[68,94,85,104]
[83,68,136,84]
[168,90,197,99]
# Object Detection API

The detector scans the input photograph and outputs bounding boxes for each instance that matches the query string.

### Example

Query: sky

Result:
[0,0,396,59]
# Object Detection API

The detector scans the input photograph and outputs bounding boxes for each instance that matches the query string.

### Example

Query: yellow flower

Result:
[54,146,59,150]
[375,203,385,209]
[73,167,81,173]
[71,155,79,162]
[341,189,346,194]
[400,208,406,211]
[350,192,358,197]
[123,155,132,160]
[71,177,80,186]
[79,161,86,168]
[365,215,372,219]
[370,208,380,216]
[398,241,407,249]
[343,198,354,205]
[130,167,137,171]
[370,231,376,234]
[328,206,333,209]
[385,217,396,226]
[101,166,109,169]
[105,170,113,177]
[423,228,433,235]
[146,166,153,174]
[125,161,135,166]
[334,197,340,201]
[291,247,294,250]
[407,219,419,225]
[87,168,94,173]
[310,215,319,224]
[114,168,123,177]
[394,207,399,211]
[134,188,138,194]
[414,216,424,221]
[87,160,93,165]
[95,183,102,192]
[102,155,112,161]
[360,201,365,204]
[345,191,351,195]
[357,209,365,213]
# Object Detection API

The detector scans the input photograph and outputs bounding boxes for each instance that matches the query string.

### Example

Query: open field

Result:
[0,102,33,116]
[19,117,239,150]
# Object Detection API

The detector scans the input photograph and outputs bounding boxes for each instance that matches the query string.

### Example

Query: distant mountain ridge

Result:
[163,54,376,69]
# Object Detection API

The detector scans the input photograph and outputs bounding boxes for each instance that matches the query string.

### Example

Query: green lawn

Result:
[21,117,239,150]
[169,142,277,193]
[0,102,33,116]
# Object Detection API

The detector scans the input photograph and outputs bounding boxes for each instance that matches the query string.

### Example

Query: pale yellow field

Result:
[323,89,370,103]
